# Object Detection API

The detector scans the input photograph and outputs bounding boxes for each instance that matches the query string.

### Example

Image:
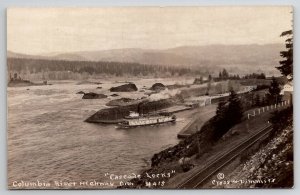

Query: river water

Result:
[7,79,195,189]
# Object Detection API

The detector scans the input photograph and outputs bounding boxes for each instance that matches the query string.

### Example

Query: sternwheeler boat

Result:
[118,111,176,128]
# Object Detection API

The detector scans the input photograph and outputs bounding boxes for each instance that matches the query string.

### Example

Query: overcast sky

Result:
[7,6,293,55]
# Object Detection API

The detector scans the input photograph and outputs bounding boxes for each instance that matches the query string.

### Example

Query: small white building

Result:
[280,82,293,95]
[281,82,293,102]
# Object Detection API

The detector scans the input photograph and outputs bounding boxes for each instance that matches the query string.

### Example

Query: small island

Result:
[8,72,50,87]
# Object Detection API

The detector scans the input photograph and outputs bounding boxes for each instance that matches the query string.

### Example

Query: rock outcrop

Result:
[76,91,85,94]
[110,83,138,92]
[150,83,166,91]
[82,92,107,99]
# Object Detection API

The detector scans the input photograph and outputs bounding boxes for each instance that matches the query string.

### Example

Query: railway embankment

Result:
[203,106,293,188]
[120,105,292,189]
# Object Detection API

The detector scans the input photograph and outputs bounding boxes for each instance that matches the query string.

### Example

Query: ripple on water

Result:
[7,81,191,188]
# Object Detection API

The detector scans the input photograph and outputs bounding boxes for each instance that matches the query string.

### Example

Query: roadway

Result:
[177,104,217,138]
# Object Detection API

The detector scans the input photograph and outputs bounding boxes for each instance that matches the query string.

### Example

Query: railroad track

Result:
[176,124,272,189]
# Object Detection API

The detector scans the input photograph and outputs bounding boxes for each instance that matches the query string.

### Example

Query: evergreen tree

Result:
[216,101,227,117]
[222,69,229,79]
[254,94,261,107]
[214,101,228,141]
[213,90,243,141]
[267,77,282,104]
[277,30,293,80]
[199,76,203,84]
[260,73,266,79]
[261,96,267,106]
[226,90,243,125]
[206,81,211,95]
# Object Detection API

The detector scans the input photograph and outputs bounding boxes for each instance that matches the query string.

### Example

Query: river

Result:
[7,78,196,189]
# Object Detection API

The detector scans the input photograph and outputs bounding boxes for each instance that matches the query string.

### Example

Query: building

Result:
[280,82,293,102]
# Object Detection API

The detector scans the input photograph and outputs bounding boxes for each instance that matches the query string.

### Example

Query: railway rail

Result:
[176,124,272,188]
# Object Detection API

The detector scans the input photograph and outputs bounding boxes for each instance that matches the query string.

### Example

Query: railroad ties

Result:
[176,124,272,189]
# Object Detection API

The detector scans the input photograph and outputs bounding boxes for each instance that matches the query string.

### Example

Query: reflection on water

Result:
[7,79,193,188]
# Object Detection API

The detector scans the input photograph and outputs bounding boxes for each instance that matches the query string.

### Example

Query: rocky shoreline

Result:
[8,80,51,87]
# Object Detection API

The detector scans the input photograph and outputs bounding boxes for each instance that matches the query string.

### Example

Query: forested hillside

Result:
[7,58,200,80]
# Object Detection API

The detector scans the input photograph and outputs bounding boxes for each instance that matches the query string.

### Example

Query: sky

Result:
[7,6,293,55]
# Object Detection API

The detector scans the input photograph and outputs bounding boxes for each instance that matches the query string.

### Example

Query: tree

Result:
[261,96,267,106]
[267,77,282,104]
[277,30,293,80]
[254,94,261,107]
[226,90,243,125]
[206,81,211,95]
[222,69,229,79]
[215,83,223,94]
[213,101,229,140]
[259,73,266,79]
[216,101,227,117]
[213,90,243,141]
[14,72,18,80]
[199,76,203,83]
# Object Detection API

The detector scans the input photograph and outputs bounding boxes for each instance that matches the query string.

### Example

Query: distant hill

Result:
[7,51,44,59]
[7,51,87,61]
[8,44,284,72]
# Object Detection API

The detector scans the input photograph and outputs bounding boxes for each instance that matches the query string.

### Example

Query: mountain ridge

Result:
[7,43,285,68]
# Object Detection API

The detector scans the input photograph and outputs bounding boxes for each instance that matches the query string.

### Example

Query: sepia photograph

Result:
[7,6,293,189]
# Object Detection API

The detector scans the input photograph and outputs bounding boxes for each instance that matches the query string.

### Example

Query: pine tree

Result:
[261,96,266,106]
[226,90,243,125]
[267,77,282,104]
[214,101,228,141]
[212,90,244,141]
[206,81,211,95]
[277,30,293,80]
[254,94,261,107]
[222,69,229,79]
[205,75,212,95]
[199,76,203,84]
[260,73,266,79]
[216,101,227,117]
